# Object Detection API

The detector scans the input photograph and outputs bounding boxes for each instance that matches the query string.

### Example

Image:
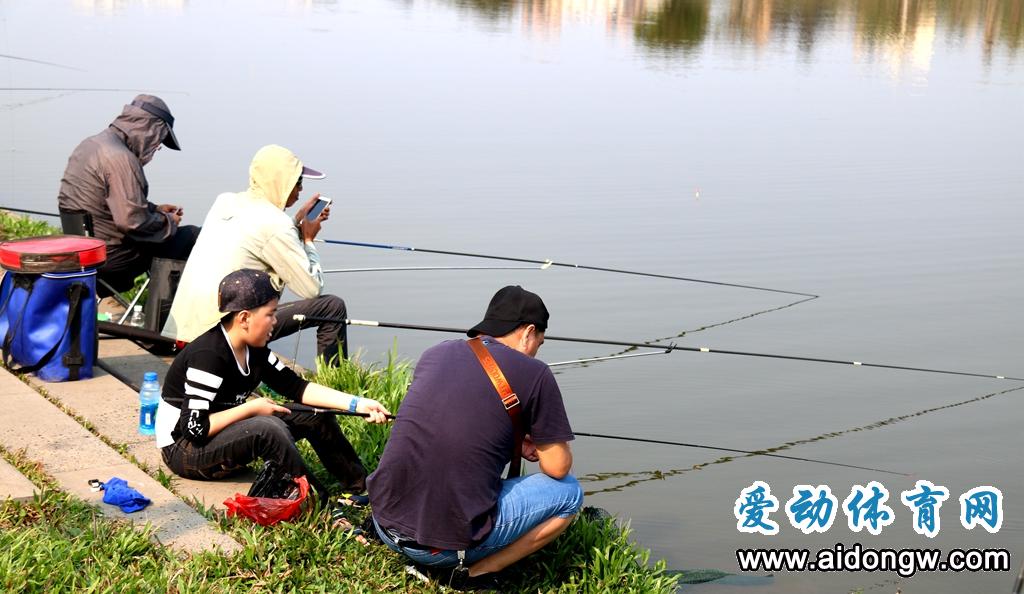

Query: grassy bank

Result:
[0,210,58,241]
[0,209,148,305]
[1,348,679,592]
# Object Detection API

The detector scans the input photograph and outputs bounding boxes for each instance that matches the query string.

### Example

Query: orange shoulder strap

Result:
[467,337,523,479]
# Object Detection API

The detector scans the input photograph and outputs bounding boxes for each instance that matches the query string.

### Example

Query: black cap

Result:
[467,285,549,338]
[218,269,280,312]
[130,94,180,151]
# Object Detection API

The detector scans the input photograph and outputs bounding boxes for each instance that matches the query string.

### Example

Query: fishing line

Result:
[573,431,907,476]
[1,91,74,112]
[567,293,818,372]
[301,315,1024,382]
[292,324,304,367]
[317,238,818,298]
[0,54,83,71]
[594,294,818,360]
[579,384,1024,496]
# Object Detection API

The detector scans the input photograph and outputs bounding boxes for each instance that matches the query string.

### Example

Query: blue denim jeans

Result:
[374,473,584,568]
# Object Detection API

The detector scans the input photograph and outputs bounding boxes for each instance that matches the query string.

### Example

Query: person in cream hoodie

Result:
[163,144,349,364]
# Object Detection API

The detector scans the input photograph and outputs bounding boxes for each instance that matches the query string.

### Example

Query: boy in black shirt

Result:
[156,269,390,499]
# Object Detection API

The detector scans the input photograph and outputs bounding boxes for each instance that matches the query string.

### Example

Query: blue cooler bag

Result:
[0,236,106,382]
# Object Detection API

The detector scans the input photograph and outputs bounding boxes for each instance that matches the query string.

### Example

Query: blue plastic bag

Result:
[100,477,151,513]
[0,270,97,381]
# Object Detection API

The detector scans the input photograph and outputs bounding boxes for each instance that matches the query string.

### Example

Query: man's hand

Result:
[246,397,291,417]
[157,203,183,225]
[521,434,539,462]
[356,398,392,424]
[295,194,324,243]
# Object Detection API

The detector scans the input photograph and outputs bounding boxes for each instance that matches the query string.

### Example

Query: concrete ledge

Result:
[34,340,256,511]
[0,457,37,502]
[0,367,241,554]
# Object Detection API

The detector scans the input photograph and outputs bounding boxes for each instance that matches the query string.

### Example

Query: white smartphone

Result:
[306,196,332,221]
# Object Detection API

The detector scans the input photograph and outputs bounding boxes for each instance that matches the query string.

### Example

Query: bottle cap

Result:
[143,371,158,382]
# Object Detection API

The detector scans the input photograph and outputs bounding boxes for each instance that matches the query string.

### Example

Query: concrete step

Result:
[0,456,37,502]
[27,338,257,511]
[0,367,241,554]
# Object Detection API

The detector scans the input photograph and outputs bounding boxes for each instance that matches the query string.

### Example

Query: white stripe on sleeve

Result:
[186,367,223,389]
[187,399,211,410]
[185,383,218,400]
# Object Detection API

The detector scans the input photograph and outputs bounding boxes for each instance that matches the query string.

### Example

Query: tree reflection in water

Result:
[441,0,1022,60]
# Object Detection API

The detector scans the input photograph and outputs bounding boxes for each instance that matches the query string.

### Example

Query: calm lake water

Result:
[2,1,1022,591]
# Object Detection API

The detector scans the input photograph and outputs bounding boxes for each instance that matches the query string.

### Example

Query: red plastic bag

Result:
[223,476,310,526]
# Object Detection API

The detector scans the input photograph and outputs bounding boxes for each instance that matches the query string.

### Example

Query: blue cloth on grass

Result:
[101,477,151,513]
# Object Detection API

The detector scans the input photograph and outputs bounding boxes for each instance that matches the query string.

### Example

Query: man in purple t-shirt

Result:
[367,286,583,590]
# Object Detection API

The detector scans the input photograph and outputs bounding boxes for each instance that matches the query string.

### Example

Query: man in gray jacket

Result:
[57,94,200,293]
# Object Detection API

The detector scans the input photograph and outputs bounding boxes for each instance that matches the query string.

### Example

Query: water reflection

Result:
[442,0,1023,60]
[72,0,186,14]
[724,0,841,53]
[634,0,709,52]
[451,0,669,36]
[854,0,937,80]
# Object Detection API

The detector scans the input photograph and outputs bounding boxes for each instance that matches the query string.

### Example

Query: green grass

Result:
[1,349,679,592]
[0,210,59,241]
[0,209,147,306]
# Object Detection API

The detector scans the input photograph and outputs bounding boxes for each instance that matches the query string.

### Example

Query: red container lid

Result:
[0,235,107,273]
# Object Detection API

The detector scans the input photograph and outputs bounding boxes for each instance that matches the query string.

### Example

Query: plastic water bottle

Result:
[138,371,160,436]
[129,305,145,328]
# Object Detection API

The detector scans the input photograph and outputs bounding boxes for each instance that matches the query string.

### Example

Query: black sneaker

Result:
[337,492,370,508]
[445,566,504,592]
[359,514,382,544]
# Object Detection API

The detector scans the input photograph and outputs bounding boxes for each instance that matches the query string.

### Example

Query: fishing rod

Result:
[317,238,818,298]
[0,207,807,297]
[1,206,61,218]
[282,403,396,420]
[300,315,1024,382]
[288,314,666,370]
[573,431,908,476]
[323,265,542,274]
[0,88,189,94]
[284,403,903,475]
[3,206,806,296]
[0,206,811,295]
